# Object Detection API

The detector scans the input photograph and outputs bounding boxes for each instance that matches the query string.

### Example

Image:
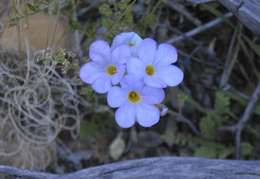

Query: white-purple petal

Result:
[136,103,160,127]
[137,38,157,64]
[140,86,165,104]
[91,75,111,93]
[89,40,111,64]
[115,103,136,128]
[143,75,167,88]
[111,44,131,64]
[155,65,184,87]
[120,74,144,91]
[154,43,178,66]
[126,57,146,77]
[79,62,105,84]
[107,86,127,108]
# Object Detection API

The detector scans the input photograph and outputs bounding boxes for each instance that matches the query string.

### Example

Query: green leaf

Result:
[217,147,231,159]
[161,119,177,147]
[101,18,114,29]
[98,0,134,40]
[194,142,231,159]
[215,91,238,120]
[238,38,260,78]
[200,113,219,139]
[144,14,157,27]
[240,142,253,156]
[27,3,37,11]
[215,92,230,114]
[86,22,97,39]
[194,146,217,158]
[242,35,260,58]
[135,19,147,37]
[79,120,99,139]
[223,90,260,115]
[118,0,131,9]
[23,10,30,16]
[161,131,175,147]
[98,4,113,17]
[68,18,87,34]
[176,88,208,114]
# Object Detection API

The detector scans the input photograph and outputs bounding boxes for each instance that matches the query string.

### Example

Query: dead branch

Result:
[220,80,260,158]
[186,0,260,35]
[166,12,233,44]
[1,156,260,179]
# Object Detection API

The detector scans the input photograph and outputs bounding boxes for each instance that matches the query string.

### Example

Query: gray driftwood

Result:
[1,156,260,179]
[187,0,260,35]
[218,0,260,35]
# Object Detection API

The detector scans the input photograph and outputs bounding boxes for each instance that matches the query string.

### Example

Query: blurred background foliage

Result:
[0,0,259,174]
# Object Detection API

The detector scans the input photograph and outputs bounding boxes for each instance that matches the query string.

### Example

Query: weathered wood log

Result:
[218,0,260,35]
[1,156,260,179]
[186,0,260,35]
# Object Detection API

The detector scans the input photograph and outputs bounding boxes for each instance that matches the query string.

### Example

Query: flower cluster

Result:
[79,32,184,128]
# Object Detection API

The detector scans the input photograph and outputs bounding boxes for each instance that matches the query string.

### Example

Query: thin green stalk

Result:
[50,0,61,48]
[150,0,163,16]
[56,0,81,47]
[103,0,137,40]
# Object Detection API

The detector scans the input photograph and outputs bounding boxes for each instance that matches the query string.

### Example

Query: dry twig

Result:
[219,23,241,88]
[187,0,260,35]
[166,12,233,44]
[168,109,202,137]
[163,0,202,26]
[220,80,260,159]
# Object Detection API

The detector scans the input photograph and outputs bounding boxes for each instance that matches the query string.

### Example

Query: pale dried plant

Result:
[0,0,91,171]
[0,48,92,170]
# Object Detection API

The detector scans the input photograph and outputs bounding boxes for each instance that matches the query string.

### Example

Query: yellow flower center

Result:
[107,65,117,75]
[154,104,160,108]
[128,42,134,46]
[145,65,155,76]
[128,91,141,103]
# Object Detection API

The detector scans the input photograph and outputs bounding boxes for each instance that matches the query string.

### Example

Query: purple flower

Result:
[111,32,142,56]
[107,74,165,128]
[127,38,184,88]
[79,40,131,93]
